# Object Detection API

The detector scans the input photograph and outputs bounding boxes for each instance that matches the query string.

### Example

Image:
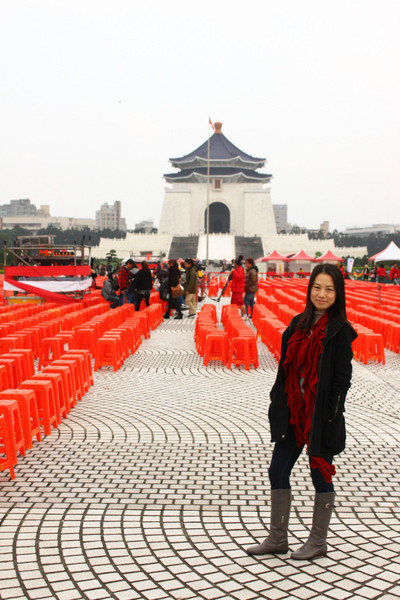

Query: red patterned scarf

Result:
[283,312,336,483]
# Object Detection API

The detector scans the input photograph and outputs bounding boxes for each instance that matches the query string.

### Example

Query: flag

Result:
[209,118,214,130]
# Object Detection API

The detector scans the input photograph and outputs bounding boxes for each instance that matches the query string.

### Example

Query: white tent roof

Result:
[369,241,400,262]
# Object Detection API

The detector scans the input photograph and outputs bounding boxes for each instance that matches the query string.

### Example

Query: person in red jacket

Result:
[389,263,398,285]
[229,255,245,316]
[376,264,387,283]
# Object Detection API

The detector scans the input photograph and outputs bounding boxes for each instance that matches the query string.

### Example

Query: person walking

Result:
[134,261,153,311]
[244,257,258,319]
[362,265,370,281]
[377,264,387,283]
[117,259,134,305]
[229,255,245,316]
[389,263,398,285]
[246,263,357,560]
[164,259,183,320]
[183,259,198,318]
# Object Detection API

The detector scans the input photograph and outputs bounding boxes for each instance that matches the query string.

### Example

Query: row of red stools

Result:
[195,304,259,370]
[0,301,164,479]
[93,303,163,371]
[256,278,398,365]
[0,344,93,480]
[252,303,287,362]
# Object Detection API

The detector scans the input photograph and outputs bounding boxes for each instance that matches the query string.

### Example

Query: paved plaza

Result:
[1,299,400,600]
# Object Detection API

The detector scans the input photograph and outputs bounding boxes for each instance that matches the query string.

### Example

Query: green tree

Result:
[105,249,119,267]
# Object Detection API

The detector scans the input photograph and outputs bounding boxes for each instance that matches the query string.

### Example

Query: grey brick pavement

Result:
[1,299,400,600]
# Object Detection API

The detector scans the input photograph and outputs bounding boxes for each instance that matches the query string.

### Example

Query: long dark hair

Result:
[298,263,347,330]
[235,255,244,267]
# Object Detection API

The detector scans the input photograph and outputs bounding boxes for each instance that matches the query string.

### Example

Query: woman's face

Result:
[310,273,336,311]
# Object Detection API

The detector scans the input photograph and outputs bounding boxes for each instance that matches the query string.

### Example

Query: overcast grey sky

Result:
[1,0,399,232]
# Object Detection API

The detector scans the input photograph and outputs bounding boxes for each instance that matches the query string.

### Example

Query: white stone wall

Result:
[243,189,276,236]
[91,233,172,260]
[158,190,191,235]
[159,182,277,236]
[261,233,367,258]
[91,232,367,262]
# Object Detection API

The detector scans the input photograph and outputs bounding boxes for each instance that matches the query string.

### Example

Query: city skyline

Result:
[1,1,399,232]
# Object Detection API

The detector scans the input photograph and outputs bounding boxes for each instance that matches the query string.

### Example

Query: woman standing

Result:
[134,261,153,311]
[164,259,183,320]
[244,257,258,319]
[246,264,356,560]
[229,255,245,316]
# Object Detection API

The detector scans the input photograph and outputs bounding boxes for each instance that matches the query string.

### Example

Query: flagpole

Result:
[206,123,210,267]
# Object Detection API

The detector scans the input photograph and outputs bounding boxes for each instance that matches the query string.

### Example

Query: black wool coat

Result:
[268,314,357,457]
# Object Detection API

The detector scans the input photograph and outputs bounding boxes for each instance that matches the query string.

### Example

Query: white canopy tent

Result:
[369,241,400,262]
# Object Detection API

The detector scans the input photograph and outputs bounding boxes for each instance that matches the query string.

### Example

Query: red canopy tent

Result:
[315,250,344,263]
[286,250,315,262]
[257,249,288,262]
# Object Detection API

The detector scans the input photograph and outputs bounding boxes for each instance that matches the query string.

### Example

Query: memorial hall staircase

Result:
[235,236,264,260]
[168,236,199,260]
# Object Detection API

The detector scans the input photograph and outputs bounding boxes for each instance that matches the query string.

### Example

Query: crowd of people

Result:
[99,255,265,317]
[362,263,399,283]
[100,258,205,315]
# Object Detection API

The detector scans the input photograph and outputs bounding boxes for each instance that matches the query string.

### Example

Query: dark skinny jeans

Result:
[268,425,334,493]
[244,292,255,317]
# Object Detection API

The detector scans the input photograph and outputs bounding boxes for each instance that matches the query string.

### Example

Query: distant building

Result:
[0,198,37,217]
[273,204,288,232]
[320,220,330,237]
[159,122,276,236]
[95,201,126,231]
[343,224,400,237]
[1,215,96,233]
[135,219,154,232]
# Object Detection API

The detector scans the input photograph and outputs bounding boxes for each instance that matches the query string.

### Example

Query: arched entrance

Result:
[205,202,230,234]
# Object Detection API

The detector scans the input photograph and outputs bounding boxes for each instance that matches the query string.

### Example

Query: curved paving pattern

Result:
[1,300,400,600]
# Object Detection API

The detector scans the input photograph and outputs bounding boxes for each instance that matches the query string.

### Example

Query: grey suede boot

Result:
[291,492,335,560]
[246,489,291,555]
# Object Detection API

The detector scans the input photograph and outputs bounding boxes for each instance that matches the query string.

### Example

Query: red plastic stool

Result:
[31,373,67,423]
[387,323,400,353]
[94,337,122,371]
[0,338,19,353]
[55,330,76,351]
[42,365,75,413]
[103,330,129,360]
[117,323,140,354]
[74,328,97,357]
[21,328,41,358]
[62,350,93,390]
[128,313,150,339]
[123,320,143,351]
[0,399,26,462]
[51,359,83,401]
[203,331,228,366]
[228,335,259,370]
[39,337,64,369]
[103,330,128,359]
[9,349,35,379]
[19,380,58,436]
[2,351,33,381]
[0,358,21,388]
[354,333,385,365]
[196,324,218,356]
[0,365,10,392]
[0,389,42,449]
[0,414,17,479]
